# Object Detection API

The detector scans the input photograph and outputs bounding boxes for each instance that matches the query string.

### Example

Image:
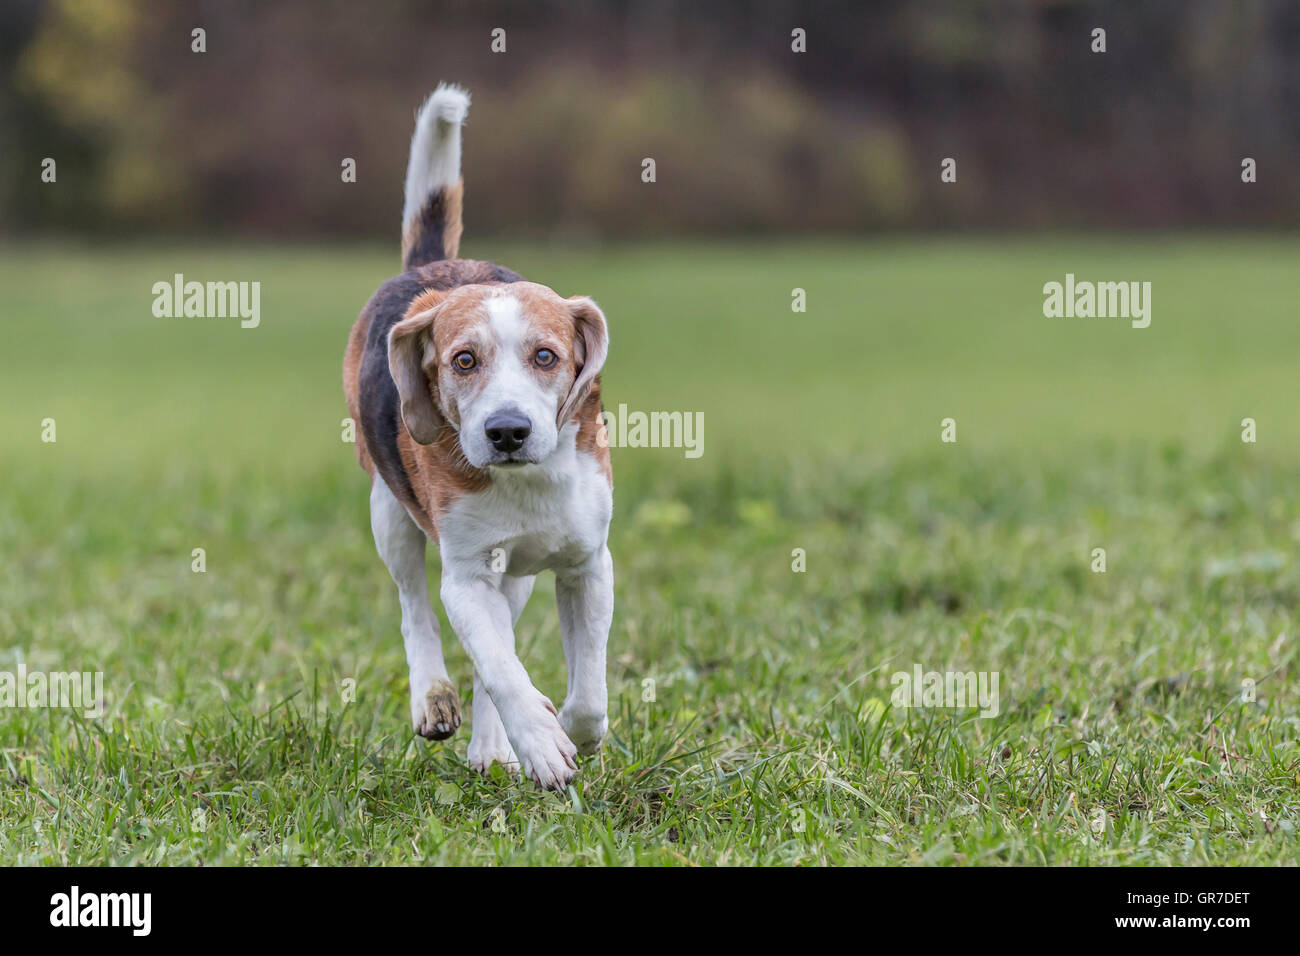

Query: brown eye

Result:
[534,348,557,368]
[454,351,476,371]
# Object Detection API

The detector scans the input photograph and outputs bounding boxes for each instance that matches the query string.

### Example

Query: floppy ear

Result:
[387,295,446,444]
[558,295,609,426]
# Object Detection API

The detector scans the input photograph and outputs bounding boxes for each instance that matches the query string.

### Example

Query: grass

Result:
[0,235,1297,865]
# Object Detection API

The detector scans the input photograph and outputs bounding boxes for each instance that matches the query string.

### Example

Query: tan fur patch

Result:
[343,308,374,476]
[512,283,582,348]
[442,181,464,258]
[397,424,490,537]
[405,287,446,319]
[575,381,613,485]
[427,288,495,362]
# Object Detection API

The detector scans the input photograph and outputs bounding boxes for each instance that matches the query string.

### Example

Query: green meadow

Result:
[1,236,1297,864]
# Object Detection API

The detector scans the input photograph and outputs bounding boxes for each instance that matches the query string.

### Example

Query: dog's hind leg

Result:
[370,475,460,740]
[466,574,534,774]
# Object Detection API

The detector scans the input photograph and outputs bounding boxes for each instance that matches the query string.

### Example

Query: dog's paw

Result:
[502,692,578,790]
[412,678,461,741]
[467,717,519,776]
[559,706,607,756]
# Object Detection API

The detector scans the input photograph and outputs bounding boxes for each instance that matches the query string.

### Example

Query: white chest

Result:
[438,442,612,576]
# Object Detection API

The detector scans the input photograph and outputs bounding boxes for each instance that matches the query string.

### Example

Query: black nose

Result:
[484,411,532,453]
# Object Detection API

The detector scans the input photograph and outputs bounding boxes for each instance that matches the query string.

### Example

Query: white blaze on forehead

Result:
[485,293,527,352]
[477,291,546,416]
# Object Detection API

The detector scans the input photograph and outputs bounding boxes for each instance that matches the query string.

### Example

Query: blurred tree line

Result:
[2,0,1297,238]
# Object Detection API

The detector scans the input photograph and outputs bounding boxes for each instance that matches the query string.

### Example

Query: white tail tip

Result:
[402,84,471,231]
[423,83,470,127]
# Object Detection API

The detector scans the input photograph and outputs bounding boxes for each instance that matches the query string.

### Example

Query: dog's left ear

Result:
[558,295,609,426]
[388,292,447,444]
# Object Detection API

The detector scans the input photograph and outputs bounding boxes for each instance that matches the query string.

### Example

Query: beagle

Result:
[342,85,612,789]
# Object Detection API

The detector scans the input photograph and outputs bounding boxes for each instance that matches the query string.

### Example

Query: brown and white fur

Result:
[343,84,612,789]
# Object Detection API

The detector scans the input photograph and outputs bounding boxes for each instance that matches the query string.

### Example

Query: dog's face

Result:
[389,282,608,469]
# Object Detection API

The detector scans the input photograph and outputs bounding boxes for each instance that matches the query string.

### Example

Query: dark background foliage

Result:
[2,0,1297,238]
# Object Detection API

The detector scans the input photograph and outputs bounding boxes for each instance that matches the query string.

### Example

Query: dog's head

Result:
[388,282,608,469]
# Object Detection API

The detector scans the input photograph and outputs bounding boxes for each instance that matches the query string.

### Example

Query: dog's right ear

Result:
[388,292,447,445]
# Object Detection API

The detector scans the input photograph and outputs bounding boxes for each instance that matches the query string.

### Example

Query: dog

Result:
[342,84,613,789]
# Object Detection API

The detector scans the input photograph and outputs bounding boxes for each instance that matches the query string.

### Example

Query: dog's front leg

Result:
[466,574,534,775]
[556,546,614,755]
[441,572,578,789]
[370,477,460,740]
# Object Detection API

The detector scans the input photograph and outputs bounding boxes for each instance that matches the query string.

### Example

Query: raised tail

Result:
[400,84,470,270]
